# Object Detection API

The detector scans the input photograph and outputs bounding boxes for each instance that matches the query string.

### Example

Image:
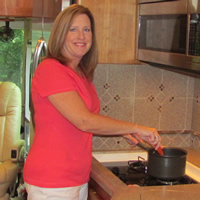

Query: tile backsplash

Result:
[192,78,200,132]
[92,63,200,151]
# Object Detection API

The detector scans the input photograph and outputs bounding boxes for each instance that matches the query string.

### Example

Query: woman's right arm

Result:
[48,90,161,148]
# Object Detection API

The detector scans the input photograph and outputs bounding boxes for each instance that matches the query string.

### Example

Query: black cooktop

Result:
[107,158,198,186]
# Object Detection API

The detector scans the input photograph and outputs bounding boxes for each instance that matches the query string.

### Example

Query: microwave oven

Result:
[137,0,200,74]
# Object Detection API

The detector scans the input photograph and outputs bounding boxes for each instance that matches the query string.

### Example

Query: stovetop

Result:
[107,157,198,186]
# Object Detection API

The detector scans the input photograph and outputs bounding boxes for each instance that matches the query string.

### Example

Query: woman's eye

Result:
[84,28,91,32]
[69,27,91,32]
[69,27,77,32]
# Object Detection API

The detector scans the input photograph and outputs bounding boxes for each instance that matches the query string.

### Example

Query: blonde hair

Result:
[47,4,98,81]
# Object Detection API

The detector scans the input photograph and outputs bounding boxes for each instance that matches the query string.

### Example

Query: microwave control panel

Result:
[189,14,200,56]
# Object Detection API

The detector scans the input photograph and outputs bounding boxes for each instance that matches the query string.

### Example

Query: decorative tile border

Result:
[191,132,200,150]
[92,130,194,151]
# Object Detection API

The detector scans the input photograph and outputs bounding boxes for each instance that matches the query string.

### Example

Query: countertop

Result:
[90,147,200,200]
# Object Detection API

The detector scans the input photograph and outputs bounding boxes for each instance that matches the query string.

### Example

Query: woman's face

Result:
[62,14,92,63]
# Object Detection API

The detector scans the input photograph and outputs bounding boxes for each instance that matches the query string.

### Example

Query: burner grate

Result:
[108,158,198,186]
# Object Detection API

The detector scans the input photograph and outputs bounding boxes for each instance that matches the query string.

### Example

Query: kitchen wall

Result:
[92,63,200,151]
[191,78,200,150]
[192,78,200,132]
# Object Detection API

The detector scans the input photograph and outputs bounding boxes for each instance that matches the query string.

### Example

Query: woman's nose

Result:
[78,30,85,39]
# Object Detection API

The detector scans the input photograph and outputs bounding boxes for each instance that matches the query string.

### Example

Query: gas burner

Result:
[109,165,145,185]
[157,179,179,185]
[144,176,180,186]
[144,175,198,186]
[107,157,198,187]
[128,156,147,173]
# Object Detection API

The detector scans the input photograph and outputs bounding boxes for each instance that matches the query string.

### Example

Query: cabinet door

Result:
[78,0,138,64]
[0,0,33,17]
[0,0,61,20]
[43,0,62,21]
[33,0,62,21]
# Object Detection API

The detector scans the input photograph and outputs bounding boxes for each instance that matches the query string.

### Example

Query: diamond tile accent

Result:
[159,84,165,91]
[158,105,162,113]
[113,95,121,102]
[102,105,110,113]
[100,92,112,104]
[169,96,175,102]
[156,92,167,104]
[103,83,110,90]
[148,95,154,102]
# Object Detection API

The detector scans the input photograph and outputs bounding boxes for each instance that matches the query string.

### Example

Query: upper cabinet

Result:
[0,0,62,21]
[78,0,138,64]
[43,0,62,20]
[33,0,62,21]
[1,0,138,64]
[0,0,33,17]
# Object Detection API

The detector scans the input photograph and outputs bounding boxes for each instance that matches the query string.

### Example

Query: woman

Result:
[23,4,162,200]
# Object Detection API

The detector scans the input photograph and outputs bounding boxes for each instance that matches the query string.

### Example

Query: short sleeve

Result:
[32,59,77,97]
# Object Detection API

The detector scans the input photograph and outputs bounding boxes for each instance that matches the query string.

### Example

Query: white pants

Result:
[25,183,88,200]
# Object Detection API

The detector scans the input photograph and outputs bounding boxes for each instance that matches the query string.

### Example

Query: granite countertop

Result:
[90,147,200,200]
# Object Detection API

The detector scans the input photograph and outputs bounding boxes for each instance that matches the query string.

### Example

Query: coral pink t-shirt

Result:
[23,58,100,188]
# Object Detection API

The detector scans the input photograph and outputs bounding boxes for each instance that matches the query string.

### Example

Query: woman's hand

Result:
[123,134,138,147]
[124,126,162,150]
[133,126,162,150]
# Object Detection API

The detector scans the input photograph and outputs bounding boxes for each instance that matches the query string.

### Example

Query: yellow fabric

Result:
[0,81,25,200]
[0,160,19,182]
[0,81,21,161]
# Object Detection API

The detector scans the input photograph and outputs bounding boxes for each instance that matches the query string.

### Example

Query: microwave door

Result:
[138,13,187,66]
[185,1,200,72]
[138,50,186,68]
[137,0,187,68]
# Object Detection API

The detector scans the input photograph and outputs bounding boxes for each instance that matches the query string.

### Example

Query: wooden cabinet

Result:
[33,0,62,21]
[43,0,62,20]
[78,0,138,64]
[0,0,33,17]
[0,0,61,21]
